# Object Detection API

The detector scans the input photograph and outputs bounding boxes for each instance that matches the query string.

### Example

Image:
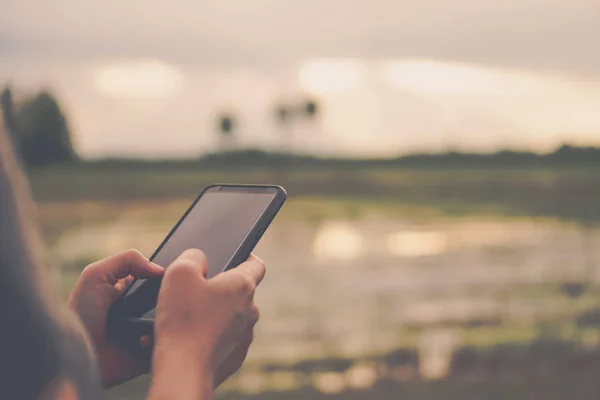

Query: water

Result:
[47,203,600,395]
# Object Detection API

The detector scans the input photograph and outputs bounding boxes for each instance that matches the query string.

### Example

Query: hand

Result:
[68,249,164,388]
[149,249,265,400]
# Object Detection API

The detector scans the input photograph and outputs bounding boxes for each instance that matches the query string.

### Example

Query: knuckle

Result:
[253,306,261,322]
[248,305,260,325]
[80,263,99,279]
[238,274,256,296]
[122,248,143,260]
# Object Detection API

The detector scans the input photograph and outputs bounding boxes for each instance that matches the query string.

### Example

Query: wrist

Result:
[150,344,214,400]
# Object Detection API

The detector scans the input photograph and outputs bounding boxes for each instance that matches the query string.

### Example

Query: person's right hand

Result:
[148,249,265,400]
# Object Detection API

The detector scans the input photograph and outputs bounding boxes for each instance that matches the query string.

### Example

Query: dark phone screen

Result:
[124,189,276,302]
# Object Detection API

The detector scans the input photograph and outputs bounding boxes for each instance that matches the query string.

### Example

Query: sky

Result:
[1,0,599,158]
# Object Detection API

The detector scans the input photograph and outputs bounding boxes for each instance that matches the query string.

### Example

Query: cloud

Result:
[2,0,599,76]
[2,0,599,158]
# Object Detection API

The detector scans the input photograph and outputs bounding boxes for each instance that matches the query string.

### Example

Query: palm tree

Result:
[303,98,319,119]
[216,112,236,152]
[275,103,293,153]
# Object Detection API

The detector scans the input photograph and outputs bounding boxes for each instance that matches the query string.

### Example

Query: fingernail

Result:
[140,335,153,347]
[253,254,264,264]
[151,262,165,271]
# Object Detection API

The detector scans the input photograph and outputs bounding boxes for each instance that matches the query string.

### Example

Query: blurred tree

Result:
[550,143,600,165]
[216,112,237,151]
[17,91,76,166]
[274,98,321,155]
[559,282,586,299]
[1,87,76,166]
[274,103,293,153]
[275,104,291,124]
[303,98,319,119]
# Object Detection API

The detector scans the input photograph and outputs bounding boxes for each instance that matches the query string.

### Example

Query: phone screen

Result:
[124,188,277,301]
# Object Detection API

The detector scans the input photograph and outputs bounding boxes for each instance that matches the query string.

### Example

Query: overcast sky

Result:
[1,0,599,158]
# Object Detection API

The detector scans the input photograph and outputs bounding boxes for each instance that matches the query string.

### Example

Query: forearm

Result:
[148,348,214,400]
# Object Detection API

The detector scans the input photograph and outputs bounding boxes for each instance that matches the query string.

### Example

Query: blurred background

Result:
[2,0,600,399]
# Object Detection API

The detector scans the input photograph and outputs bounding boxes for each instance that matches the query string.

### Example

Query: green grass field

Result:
[29,162,600,223]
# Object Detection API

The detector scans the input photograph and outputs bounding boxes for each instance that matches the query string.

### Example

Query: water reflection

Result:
[52,210,600,386]
[404,298,500,327]
[387,231,447,257]
[418,328,461,380]
[345,362,378,389]
[312,221,364,261]
[313,372,345,394]
[236,370,266,394]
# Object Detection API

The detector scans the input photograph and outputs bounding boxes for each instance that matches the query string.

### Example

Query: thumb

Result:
[166,249,209,279]
[234,254,266,286]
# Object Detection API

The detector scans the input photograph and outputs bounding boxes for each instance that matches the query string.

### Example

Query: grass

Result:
[28,163,600,223]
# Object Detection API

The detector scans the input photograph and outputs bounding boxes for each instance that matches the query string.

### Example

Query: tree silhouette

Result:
[18,91,76,166]
[274,98,321,154]
[303,98,319,119]
[1,88,76,166]
[216,112,237,151]
[274,103,294,152]
[276,104,291,124]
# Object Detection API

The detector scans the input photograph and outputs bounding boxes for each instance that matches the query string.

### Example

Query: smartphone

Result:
[108,184,286,341]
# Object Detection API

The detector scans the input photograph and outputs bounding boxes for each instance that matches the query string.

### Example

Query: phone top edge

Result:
[208,184,287,196]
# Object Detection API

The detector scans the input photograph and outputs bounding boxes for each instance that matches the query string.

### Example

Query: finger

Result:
[165,249,209,280]
[139,335,153,348]
[172,249,209,278]
[85,249,164,284]
[232,254,266,286]
[114,276,135,293]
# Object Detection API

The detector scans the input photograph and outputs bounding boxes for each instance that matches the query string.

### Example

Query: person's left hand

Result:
[68,249,164,388]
